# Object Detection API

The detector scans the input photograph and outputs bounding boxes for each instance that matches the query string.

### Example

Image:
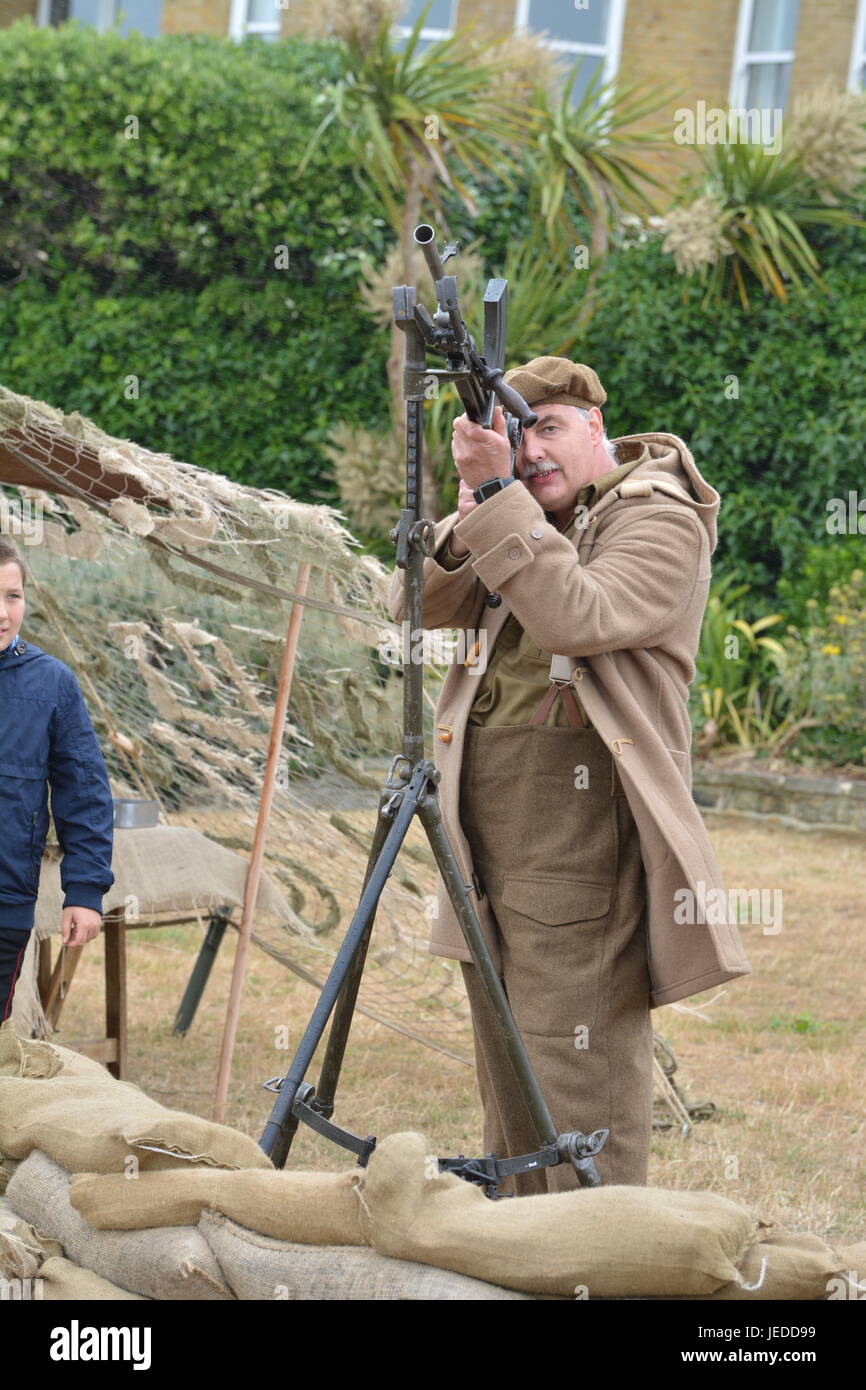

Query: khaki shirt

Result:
[437,442,651,728]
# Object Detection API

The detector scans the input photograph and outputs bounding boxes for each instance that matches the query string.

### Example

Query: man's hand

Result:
[61,906,102,947]
[451,404,512,491]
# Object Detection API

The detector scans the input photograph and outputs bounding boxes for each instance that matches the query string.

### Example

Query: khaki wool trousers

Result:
[457,723,654,1196]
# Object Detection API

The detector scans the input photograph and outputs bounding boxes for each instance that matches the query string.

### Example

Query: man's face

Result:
[514,404,606,521]
[0,562,25,652]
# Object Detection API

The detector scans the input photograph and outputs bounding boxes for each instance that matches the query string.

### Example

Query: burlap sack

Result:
[200,1210,534,1300]
[0,1042,272,1173]
[0,1194,43,1280]
[361,1132,758,1298]
[37,1256,150,1301]
[7,1151,235,1301]
[680,1230,846,1301]
[0,1153,21,1195]
[829,1242,866,1299]
[69,1166,367,1245]
[0,1018,62,1079]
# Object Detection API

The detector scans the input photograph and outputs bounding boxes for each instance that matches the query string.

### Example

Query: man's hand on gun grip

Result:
[450,480,478,557]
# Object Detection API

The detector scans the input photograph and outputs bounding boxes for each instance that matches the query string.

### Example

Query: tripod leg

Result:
[313,788,396,1118]
[418,794,558,1151]
[260,772,422,1166]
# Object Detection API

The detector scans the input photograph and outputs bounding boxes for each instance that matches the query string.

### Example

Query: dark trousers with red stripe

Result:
[0,928,29,1022]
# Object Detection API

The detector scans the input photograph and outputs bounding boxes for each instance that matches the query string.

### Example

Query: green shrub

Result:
[579,214,866,600]
[0,23,391,495]
[689,574,791,752]
[774,569,866,767]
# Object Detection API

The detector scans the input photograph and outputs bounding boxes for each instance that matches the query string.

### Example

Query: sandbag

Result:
[0,1018,62,1079]
[7,1151,235,1301]
[0,1194,43,1281]
[0,1042,273,1173]
[361,1132,758,1299]
[0,1153,21,1195]
[200,1210,534,1301]
[38,1256,150,1301]
[680,1230,846,1301]
[828,1242,866,1299]
[70,1166,367,1245]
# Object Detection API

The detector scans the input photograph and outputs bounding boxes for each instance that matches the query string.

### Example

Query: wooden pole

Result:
[212,562,311,1123]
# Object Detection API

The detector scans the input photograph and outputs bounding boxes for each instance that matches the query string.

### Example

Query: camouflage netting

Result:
[0,382,476,1061]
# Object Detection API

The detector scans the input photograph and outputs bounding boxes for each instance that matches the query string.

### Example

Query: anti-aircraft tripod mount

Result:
[258,224,610,1197]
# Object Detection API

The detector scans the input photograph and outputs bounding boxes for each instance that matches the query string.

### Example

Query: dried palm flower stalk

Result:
[661,194,733,275]
[785,82,866,203]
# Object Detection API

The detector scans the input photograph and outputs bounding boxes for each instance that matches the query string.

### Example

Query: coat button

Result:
[437,728,453,743]
[530,527,542,539]
[508,547,521,560]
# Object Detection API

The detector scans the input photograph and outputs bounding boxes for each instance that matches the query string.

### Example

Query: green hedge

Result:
[0,24,392,495]
[578,218,866,600]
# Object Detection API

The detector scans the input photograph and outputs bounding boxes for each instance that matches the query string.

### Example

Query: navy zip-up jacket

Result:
[0,638,114,932]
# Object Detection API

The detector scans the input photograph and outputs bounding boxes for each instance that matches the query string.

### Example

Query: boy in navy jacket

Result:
[0,538,115,1022]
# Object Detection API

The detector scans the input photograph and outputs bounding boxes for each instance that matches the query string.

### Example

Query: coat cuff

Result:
[435,532,471,571]
[62,883,106,914]
[454,482,547,591]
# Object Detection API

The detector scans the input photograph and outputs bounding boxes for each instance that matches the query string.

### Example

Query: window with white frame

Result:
[730,0,801,113]
[392,0,456,51]
[228,0,281,43]
[37,0,162,36]
[513,0,628,105]
[849,0,866,90]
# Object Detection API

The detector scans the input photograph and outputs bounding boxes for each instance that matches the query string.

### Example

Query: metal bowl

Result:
[112,798,160,829]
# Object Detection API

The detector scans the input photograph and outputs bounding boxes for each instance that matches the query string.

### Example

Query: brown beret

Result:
[503,356,607,411]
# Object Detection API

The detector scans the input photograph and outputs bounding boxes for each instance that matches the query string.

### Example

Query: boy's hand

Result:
[62,906,102,947]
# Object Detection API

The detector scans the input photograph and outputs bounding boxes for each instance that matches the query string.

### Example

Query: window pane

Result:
[396,0,453,30]
[247,0,279,22]
[529,0,609,46]
[745,60,791,113]
[116,0,162,36]
[69,0,101,24]
[748,0,799,53]
[568,52,604,104]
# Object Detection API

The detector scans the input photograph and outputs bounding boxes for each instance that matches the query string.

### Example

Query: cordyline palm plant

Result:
[662,98,866,308]
[530,61,671,258]
[296,3,531,319]
[526,60,672,323]
[297,2,534,516]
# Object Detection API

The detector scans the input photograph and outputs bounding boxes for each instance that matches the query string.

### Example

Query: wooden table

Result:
[37,907,235,1079]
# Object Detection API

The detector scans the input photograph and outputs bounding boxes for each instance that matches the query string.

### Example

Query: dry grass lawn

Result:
[53,809,865,1244]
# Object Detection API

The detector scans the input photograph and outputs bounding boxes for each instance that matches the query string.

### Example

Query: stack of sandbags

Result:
[2,1023,862,1301]
[8,1151,532,1300]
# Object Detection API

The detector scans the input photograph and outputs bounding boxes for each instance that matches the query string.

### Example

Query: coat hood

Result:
[0,639,49,671]
[612,432,721,554]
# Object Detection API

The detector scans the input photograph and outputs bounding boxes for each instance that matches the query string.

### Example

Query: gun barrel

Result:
[414,223,446,285]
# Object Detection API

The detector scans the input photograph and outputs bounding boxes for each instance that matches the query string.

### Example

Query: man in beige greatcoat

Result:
[387,357,751,1195]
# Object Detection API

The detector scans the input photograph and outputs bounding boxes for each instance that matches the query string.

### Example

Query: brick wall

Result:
[0,0,39,26]
[161,0,231,36]
[789,0,859,99]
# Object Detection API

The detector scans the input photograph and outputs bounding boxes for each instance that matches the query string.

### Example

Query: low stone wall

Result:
[693,765,866,833]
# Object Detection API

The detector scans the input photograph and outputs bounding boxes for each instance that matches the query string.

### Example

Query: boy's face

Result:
[0,562,25,652]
